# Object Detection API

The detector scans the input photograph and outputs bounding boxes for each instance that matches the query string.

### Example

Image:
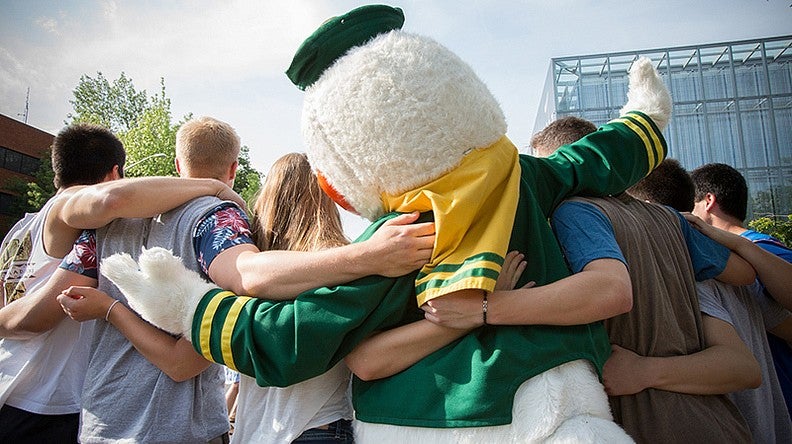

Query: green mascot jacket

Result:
[191,111,666,427]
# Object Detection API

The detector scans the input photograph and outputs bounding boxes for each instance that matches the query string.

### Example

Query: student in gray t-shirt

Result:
[697,279,792,442]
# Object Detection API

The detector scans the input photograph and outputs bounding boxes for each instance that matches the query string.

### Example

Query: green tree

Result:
[235,145,263,206]
[748,215,792,246]
[67,72,148,133]
[11,72,263,215]
[5,149,56,215]
[120,84,179,178]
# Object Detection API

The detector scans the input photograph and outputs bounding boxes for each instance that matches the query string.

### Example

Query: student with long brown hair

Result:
[235,152,354,443]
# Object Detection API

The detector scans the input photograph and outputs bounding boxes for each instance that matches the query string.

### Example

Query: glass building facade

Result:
[534,35,792,219]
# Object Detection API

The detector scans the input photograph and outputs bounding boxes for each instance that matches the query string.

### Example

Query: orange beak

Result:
[317,171,358,215]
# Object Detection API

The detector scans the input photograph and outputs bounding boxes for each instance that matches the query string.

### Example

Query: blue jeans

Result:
[292,419,353,443]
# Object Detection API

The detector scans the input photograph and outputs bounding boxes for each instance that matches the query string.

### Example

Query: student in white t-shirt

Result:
[0,124,125,443]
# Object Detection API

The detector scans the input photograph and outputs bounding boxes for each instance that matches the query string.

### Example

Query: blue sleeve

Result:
[675,211,730,281]
[59,230,98,279]
[745,232,792,264]
[551,201,626,273]
[193,203,255,275]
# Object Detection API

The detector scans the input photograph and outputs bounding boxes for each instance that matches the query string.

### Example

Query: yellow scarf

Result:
[383,136,521,306]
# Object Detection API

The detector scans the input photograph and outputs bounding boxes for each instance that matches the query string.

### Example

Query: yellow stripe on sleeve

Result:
[198,290,234,362]
[627,113,666,163]
[614,117,657,171]
[220,296,253,371]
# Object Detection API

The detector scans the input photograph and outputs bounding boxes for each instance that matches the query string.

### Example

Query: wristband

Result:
[105,300,120,322]
[482,293,488,325]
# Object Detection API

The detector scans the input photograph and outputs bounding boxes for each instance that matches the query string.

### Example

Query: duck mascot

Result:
[102,4,671,442]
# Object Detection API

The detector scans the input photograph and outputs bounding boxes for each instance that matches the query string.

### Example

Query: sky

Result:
[1,0,790,236]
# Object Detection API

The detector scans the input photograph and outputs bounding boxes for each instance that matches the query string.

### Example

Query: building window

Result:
[0,147,41,176]
[0,192,15,216]
[541,35,792,219]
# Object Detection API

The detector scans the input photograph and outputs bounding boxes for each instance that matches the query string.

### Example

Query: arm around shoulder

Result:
[603,315,760,396]
[62,177,238,229]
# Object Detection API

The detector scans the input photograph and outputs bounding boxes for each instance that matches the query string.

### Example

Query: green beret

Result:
[286,4,405,90]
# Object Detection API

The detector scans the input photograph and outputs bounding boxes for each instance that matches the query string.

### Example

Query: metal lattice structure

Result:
[535,35,792,219]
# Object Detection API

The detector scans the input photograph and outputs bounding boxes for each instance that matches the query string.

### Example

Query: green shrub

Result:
[748,215,792,246]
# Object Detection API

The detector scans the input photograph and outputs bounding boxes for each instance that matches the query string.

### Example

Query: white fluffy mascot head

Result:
[287,5,506,221]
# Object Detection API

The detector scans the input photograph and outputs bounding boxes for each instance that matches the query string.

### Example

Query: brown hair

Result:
[628,158,695,212]
[251,153,348,252]
[531,116,597,157]
[691,163,748,222]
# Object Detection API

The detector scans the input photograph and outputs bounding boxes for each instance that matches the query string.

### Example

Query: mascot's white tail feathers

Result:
[620,57,672,131]
[354,360,634,443]
[100,246,216,339]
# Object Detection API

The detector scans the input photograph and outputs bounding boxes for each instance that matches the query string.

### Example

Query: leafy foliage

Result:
[12,72,262,214]
[67,72,148,133]
[5,149,56,215]
[748,215,792,246]
[235,145,263,206]
[120,83,179,178]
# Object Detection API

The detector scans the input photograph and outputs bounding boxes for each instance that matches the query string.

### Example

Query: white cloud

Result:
[35,17,58,34]
[1,0,790,175]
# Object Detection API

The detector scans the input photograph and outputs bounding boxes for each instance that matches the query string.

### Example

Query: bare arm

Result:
[209,212,435,298]
[0,268,95,339]
[423,258,632,329]
[41,191,88,258]
[685,213,792,308]
[345,317,471,381]
[57,286,211,382]
[61,177,245,229]
[603,315,761,396]
[714,252,757,287]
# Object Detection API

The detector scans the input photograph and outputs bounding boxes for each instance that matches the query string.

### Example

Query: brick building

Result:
[0,114,53,235]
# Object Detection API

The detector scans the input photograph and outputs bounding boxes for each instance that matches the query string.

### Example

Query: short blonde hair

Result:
[176,116,240,178]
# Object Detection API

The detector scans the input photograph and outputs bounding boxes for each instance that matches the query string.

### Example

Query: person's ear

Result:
[704,192,717,212]
[104,165,122,182]
[228,161,238,183]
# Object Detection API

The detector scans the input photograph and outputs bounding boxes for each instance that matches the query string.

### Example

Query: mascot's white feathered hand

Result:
[101,247,215,340]
[621,57,672,131]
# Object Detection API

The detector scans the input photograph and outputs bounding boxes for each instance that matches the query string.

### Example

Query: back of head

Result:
[52,123,126,188]
[690,163,748,222]
[176,116,240,179]
[628,159,694,212]
[251,152,348,252]
[530,116,597,157]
